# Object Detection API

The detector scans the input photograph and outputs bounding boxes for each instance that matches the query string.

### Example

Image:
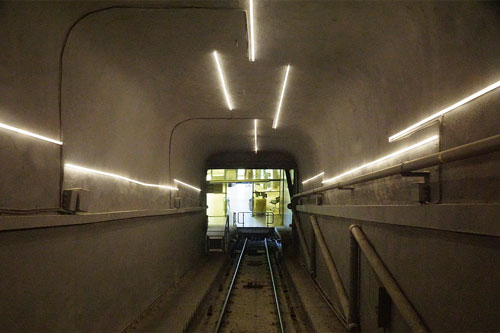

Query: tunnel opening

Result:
[206,168,294,228]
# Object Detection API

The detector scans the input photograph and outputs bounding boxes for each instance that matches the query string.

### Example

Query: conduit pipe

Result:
[293,133,500,198]
[293,214,313,273]
[309,215,350,318]
[349,225,428,332]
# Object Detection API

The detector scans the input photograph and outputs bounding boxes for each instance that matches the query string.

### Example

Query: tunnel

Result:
[1,1,499,331]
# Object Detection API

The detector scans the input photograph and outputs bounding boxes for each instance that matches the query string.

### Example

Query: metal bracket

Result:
[402,171,431,204]
[338,186,354,190]
[401,171,430,180]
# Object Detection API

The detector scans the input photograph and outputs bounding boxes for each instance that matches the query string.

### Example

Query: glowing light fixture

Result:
[302,172,324,184]
[322,135,439,184]
[389,79,500,142]
[174,179,201,192]
[65,163,178,190]
[213,51,233,110]
[0,122,62,145]
[254,119,258,153]
[249,0,255,61]
[272,64,290,129]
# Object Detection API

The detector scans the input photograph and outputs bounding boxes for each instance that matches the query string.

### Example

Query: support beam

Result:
[296,204,500,237]
[309,215,350,318]
[348,231,359,330]
[349,225,428,332]
[293,214,313,274]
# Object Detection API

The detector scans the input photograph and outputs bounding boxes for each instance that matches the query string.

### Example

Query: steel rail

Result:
[265,238,285,333]
[293,133,500,198]
[215,238,248,332]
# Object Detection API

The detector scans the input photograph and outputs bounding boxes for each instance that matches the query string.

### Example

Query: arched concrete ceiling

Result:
[61,4,320,184]
[58,1,500,209]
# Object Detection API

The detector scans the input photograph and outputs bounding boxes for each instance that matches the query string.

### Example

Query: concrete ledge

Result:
[124,254,227,332]
[0,207,206,232]
[297,204,500,237]
[283,254,346,332]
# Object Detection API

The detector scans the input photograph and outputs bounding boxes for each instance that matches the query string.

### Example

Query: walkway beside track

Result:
[123,254,226,332]
[284,253,346,332]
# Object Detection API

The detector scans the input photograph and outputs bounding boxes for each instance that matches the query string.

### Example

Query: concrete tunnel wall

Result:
[0,1,499,331]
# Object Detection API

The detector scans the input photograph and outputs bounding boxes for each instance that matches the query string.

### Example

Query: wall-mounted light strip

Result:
[0,122,62,145]
[174,179,201,192]
[254,119,258,153]
[65,163,178,190]
[249,0,255,61]
[272,64,290,129]
[302,171,324,184]
[322,135,439,184]
[389,79,500,142]
[213,51,233,110]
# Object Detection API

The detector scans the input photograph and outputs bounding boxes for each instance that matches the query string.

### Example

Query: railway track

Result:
[192,237,310,332]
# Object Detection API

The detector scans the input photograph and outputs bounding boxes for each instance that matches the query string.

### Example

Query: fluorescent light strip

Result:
[272,64,290,129]
[213,51,233,110]
[249,0,255,61]
[389,79,500,142]
[174,179,201,192]
[322,135,439,184]
[65,163,178,190]
[302,172,324,184]
[0,122,62,145]
[254,119,258,153]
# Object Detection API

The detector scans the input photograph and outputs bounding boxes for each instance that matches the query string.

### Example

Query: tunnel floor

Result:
[191,237,311,332]
[125,228,346,332]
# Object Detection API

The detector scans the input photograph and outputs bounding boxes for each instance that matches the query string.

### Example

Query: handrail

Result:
[224,215,230,252]
[349,225,428,332]
[294,133,500,198]
[236,211,276,227]
[265,212,275,227]
[236,211,246,227]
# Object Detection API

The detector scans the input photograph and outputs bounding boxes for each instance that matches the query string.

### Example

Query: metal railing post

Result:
[293,214,314,275]
[348,231,359,330]
[349,225,428,332]
[309,215,350,319]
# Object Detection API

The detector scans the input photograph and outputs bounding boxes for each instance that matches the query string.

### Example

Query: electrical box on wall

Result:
[62,188,90,212]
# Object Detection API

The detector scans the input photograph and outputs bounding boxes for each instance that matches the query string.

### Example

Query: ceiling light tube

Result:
[322,135,439,184]
[213,51,233,110]
[254,119,258,153]
[272,64,290,129]
[0,122,62,145]
[389,79,500,142]
[249,0,255,61]
[65,163,178,190]
[174,179,201,192]
[302,172,324,184]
